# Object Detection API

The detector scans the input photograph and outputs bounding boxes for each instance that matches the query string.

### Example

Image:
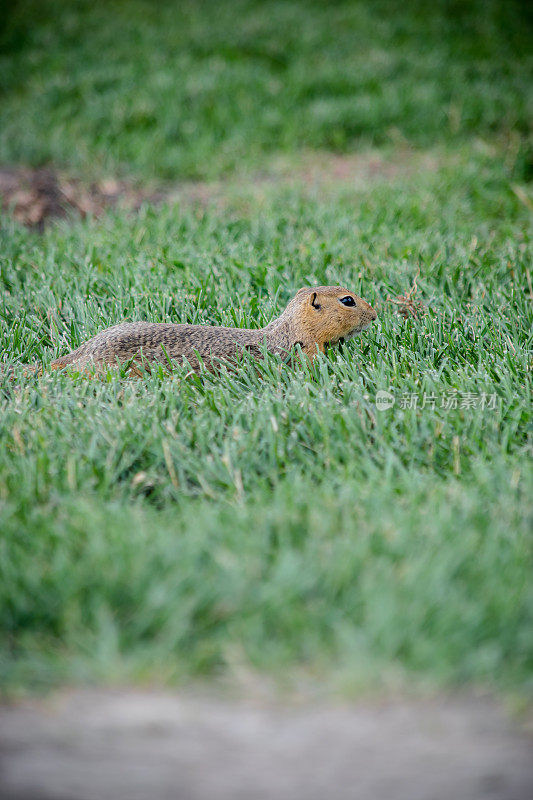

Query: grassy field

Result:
[1,0,533,179]
[0,0,532,696]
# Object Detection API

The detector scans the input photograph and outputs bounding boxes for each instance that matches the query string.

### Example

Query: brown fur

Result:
[44,286,377,374]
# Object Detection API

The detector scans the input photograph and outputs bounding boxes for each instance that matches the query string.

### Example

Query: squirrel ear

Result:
[310,292,321,309]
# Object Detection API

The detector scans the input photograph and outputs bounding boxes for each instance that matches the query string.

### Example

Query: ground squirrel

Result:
[45,286,377,374]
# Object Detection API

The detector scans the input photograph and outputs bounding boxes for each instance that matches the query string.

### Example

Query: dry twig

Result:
[387,269,426,319]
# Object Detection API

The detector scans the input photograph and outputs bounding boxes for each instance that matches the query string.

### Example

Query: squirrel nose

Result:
[370,308,378,321]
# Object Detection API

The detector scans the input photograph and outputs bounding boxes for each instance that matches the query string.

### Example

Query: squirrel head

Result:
[287,286,377,350]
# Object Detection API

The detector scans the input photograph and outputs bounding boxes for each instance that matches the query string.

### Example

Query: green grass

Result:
[1,0,532,179]
[0,0,532,697]
[1,150,532,694]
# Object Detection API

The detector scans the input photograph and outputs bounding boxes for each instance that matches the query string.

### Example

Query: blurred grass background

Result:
[0,0,532,696]
[1,0,532,178]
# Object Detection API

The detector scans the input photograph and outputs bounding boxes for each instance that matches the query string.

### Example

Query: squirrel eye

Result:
[339,296,356,307]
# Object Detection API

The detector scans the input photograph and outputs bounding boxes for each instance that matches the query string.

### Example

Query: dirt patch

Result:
[0,689,531,800]
[0,151,440,230]
[0,166,161,231]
